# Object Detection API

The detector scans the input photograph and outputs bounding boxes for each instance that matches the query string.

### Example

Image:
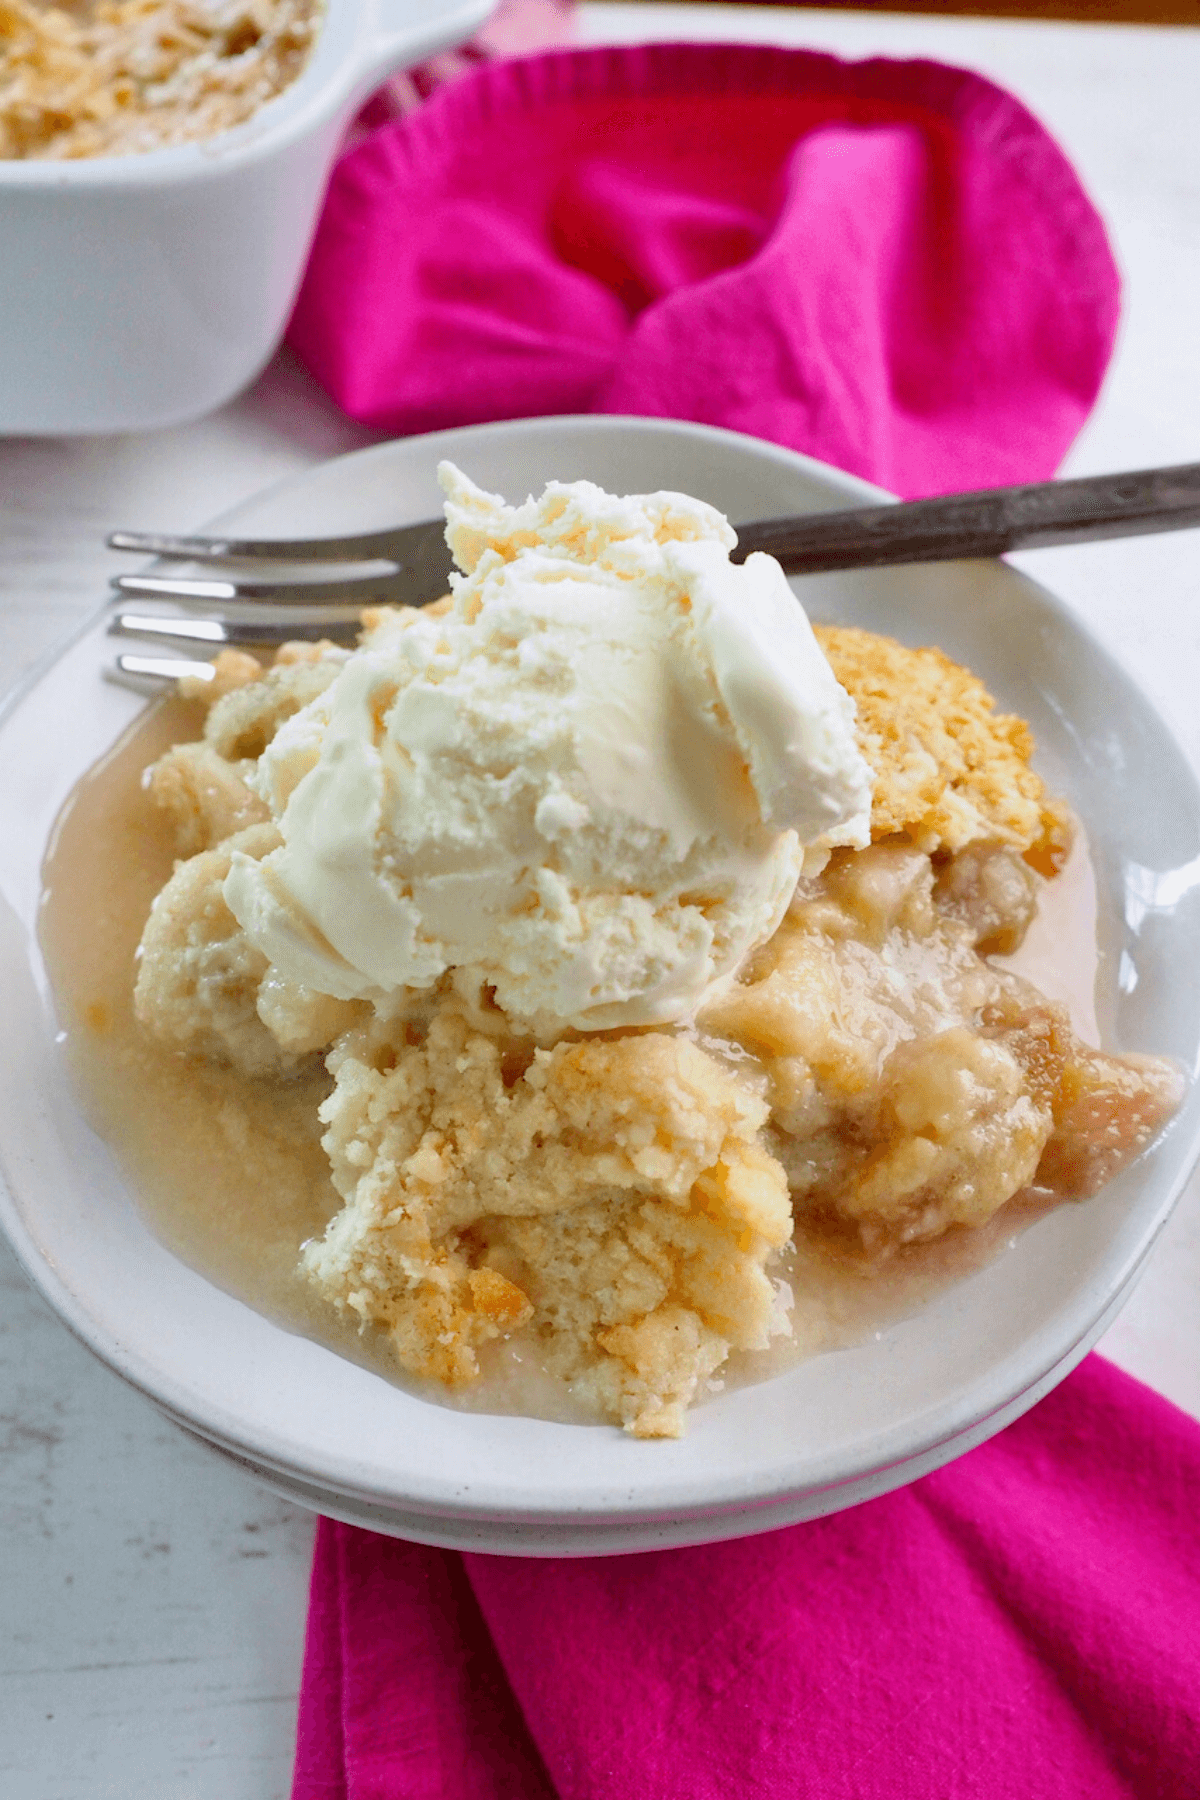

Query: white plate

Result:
[2,415,1199,1556]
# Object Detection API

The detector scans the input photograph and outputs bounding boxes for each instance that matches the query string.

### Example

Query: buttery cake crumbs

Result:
[312,1015,790,1437]
[120,614,1181,1436]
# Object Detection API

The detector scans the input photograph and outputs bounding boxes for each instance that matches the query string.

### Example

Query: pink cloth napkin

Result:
[293,1355,1200,1799]
[288,41,1120,498]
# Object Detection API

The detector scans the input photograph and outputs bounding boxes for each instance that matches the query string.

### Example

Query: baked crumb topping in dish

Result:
[40,474,1183,1440]
[0,0,320,159]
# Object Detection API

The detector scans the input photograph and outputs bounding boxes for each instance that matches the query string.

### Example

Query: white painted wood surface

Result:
[2,6,1199,1793]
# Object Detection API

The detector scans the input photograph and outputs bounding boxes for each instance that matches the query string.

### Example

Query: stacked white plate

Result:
[2,416,1198,1554]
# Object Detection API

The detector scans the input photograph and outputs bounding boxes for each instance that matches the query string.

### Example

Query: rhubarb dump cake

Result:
[39,469,1182,1437]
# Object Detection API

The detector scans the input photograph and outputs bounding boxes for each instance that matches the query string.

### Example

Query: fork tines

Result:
[109,570,409,607]
[108,610,361,650]
[106,515,455,611]
[106,651,221,691]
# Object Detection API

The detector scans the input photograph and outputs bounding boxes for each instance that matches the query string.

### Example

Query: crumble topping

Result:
[815,625,1071,871]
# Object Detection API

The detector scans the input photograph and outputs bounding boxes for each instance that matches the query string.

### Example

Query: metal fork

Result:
[107,460,1200,687]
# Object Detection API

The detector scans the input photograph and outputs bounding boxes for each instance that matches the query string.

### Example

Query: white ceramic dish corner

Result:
[0,0,491,434]
[2,415,1199,1557]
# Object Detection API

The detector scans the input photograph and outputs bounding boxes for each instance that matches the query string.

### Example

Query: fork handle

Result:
[109,461,1200,585]
[732,462,1200,572]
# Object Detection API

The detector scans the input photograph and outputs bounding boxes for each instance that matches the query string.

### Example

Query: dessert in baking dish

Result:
[0,0,320,159]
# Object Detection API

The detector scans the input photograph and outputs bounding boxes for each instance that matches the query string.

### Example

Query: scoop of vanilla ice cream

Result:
[222,464,873,1034]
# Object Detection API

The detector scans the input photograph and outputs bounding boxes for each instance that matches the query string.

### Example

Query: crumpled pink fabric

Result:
[288,41,1120,497]
[292,1355,1200,1799]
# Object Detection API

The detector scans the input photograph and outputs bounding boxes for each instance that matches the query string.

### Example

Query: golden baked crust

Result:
[815,625,1070,871]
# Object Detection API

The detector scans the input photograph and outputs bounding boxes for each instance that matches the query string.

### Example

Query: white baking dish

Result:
[0,0,491,434]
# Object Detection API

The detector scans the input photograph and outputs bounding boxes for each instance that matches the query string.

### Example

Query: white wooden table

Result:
[2,6,1199,1794]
